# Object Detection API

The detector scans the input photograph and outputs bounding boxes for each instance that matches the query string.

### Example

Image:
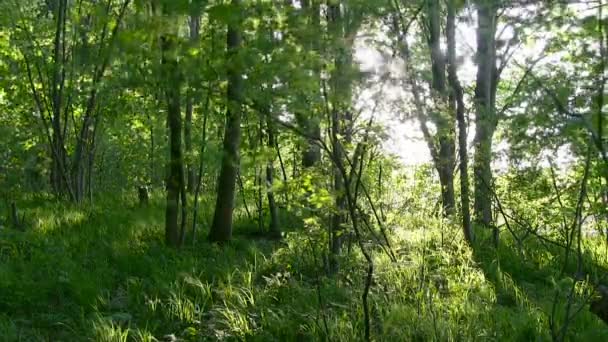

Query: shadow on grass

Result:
[0,195,306,340]
[470,228,608,341]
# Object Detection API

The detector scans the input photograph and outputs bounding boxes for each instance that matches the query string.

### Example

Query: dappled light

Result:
[1,0,607,341]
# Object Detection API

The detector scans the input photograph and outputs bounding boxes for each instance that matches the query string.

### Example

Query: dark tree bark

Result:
[138,185,149,206]
[265,109,281,238]
[161,32,184,248]
[50,0,69,198]
[473,0,498,228]
[9,202,23,230]
[209,0,243,242]
[447,0,473,243]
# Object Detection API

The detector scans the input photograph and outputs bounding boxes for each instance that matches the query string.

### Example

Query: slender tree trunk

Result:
[209,0,243,242]
[25,0,129,202]
[237,171,252,220]
[327,2,353,272]
[185,96,194,194]
[146,111,155,185]
[275,139,289,202]
[62,0,129,203]
[328,2,342,273]
[427,0,455,216]
[266,119,281,237]
[330,106,346,272]
[87,145,94,202]
[191,93,210,244]
[473,0,498,228]
[51,128,68,196]
[256,122,264,232]
[179,169,188,245]
[301,0,321,168]
[185,14,200,194]
[86,115,101,203]
[161,32,183,247]
[437,150,455,215]
[266,162,281,238]
[73,114,93,203]
[302,122,321,167]
[447,0,473,243]
[50,0,69,198]
[330,134,374,342]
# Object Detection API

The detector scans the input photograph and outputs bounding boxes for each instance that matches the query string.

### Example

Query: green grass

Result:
[0,195,607,341]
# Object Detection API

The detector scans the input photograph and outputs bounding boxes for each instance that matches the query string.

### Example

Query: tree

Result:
[391,0,456,217]
[15,0,130,203]
[185,14,200,194]
[265,106,281,238]
[473,0,498,230]
[426,0,456,216]
[208,0,243,243]
[446,0,473,243]
[299,0,322,168]
[159,4,186,248]
[327,0,360,272]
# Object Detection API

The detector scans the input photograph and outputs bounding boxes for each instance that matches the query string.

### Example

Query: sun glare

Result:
[353,2,595,169]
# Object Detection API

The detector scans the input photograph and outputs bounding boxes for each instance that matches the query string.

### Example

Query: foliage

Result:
[0,194,605,341]
[0,0,607,340]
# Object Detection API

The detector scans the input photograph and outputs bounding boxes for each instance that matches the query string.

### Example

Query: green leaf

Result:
[207,4,238,24]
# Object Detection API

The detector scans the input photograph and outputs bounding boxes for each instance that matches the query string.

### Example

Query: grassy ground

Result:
[0,194,607,341]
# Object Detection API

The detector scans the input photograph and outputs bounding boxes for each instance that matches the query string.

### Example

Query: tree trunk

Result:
[447,0,473,243]
[50,127,68,197]
[473,0,498,227]
[161,33,183,248]
[72,114,94,203]
[185,97,194,194]
[256,122,264,233]
[265,109,281,238]
[53,0,129,203]
[86,118,99,203]
[9,202,22,230]
[427,0,455,216]
[209,0,243,243]
[302,122,321,168]
[50,0,69,198]
[328,1,353,273]
[23,0,130,203]
[147,111,155,185]
[185,14,200,194]
[330,108,346,273]
[191,93,210,244]
[301,0,321,168]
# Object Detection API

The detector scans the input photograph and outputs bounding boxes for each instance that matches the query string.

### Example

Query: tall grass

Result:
[0,194,606,341]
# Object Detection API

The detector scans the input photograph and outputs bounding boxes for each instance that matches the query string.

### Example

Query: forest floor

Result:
[1,193,607,341]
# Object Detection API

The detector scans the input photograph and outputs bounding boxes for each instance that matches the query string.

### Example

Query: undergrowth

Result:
[0,194,607,341]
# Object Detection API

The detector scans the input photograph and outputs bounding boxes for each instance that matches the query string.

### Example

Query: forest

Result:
[0,0,607,340]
